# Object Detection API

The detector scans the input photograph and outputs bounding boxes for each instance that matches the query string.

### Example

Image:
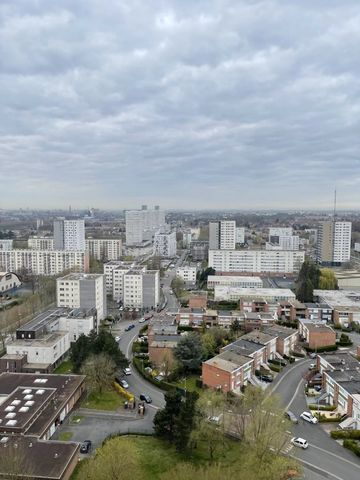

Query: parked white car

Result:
[300,411,318,424]
[291,437,308,449]
[123,367,132,376]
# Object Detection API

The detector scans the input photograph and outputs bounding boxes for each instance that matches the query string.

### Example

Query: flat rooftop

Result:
[300,322,334,333]
[208,275,263,283]
[314,289,360,308]
[242,330,276,344]
[262,325,297,338]
[326,370,360,394]
[0,435,79,480]
[319,352,360,370]
[59,272,104,280]
[215,286,296,299]
[9,331,68,348]
[17,308,68,332]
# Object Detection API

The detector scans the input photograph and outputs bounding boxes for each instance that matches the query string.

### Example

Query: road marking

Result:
[308,443,360,470]
[270,357,309,395]
[126,331,140,359]
[285,378,304,410]
[289,456,344,480]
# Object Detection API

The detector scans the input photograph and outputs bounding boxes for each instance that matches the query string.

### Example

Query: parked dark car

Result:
[80,440,92,454]
[259,374,273,383]
[285,411,299,424]
[125,324,135,332]
[140,394,152,403]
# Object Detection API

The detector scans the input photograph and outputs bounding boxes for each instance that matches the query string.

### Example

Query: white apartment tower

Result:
[316,221,352,265]
[123,270,160,309]
[125,205,165,246]
[54,218,85,251]
[56,273,107,320]
[209,221,236,250]
[153,231,177,257]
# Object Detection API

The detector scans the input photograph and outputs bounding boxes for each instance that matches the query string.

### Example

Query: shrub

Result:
[331,430,360,440]
[343,439,360,457]
[290,350,305,358]
[269,364,282,373]
[195,379,203,389]
[316,414,344,423]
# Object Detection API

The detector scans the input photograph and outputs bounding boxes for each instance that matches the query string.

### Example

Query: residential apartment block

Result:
[313,289,360,326]
[298,320,336,349]
[316,221,351,265]
[123,270,160,309]
[0,271,21,293]
[0,239,13,250]
[53,218,85,251]
[208,249,305,274]
[0,249,89,276]
[86,238,122,261]
[56,273,107,320]
[176,266,197,284]
[209,221,236,250]
[28,236,55,250]
[125,205,165,246]
[153,230,177,257]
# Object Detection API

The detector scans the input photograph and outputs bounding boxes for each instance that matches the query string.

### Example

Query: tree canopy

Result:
[173,332,204,374]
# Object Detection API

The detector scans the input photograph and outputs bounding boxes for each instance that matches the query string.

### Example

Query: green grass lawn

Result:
[174,375,202,394]
[58,431,73,441]
[54,360,74,374]
[72,435,241,480]
[82,389,125,411]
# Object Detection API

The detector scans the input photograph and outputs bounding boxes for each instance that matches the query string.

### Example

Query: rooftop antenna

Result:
[333,189,337,220]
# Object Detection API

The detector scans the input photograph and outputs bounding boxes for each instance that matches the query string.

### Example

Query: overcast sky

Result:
[0,1,359,210]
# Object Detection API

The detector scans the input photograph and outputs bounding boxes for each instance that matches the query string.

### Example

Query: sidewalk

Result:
[76,407,139,420]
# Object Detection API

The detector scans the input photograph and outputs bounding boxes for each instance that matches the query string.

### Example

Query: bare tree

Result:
[81,353,116,394]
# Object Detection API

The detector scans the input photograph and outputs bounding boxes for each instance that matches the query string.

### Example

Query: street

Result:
[272,358,360,480]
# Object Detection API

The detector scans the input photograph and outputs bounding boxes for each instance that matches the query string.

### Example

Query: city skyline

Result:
[0,1,359,209]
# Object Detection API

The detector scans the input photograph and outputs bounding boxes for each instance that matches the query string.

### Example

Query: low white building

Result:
[176,266,197,284]
[208,249,305,274]
[7,332,70,367]
[0,249,89,276]
[154,231,177,257]
[0,272,21,293]
[214,286,296,302]
[207,275,263,289]
[236,227,245,244]
[56,273,107,320]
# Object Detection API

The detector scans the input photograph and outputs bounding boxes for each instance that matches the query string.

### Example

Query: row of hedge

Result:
[331,430,360,440]
[269,364,282,373]
[290,350,305,358]
[132,357,186,395]
[343,439,360,457]
[309,404,336,411]
[304,344,338,353]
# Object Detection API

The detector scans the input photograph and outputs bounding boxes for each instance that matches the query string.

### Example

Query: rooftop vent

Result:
[0,437,9,444]
[19,407,29,413]
[5,406,15,412]
[24,395,33,400]
[5,413,16,419]
[23,389,32,394]
[11,400,21,406]
[34,378,48,384]
[36,389,45,395]
[25,401,34,407]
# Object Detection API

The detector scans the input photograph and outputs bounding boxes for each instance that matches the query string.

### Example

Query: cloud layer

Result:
[0,0,359,209]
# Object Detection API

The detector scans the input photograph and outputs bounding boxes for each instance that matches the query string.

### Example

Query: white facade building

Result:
[56,273,107,320]
[236,227,245,244]
[53,218,85,251]
[0,272,21,293]
[86,238,122,261]
[207,275,263,289]
[28,237,55,250]
[153,231,177,257]
[0,250,88,276]
[125,205,165,246]
[208,249,305,274]
[316,221,352,265]
[123,270,160,309]
[214,286,296,302]
[209,221,236,250]
[0,240,13,251]
[269,227,293,237]
[6,332,70,366]
[176,266,197,284]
